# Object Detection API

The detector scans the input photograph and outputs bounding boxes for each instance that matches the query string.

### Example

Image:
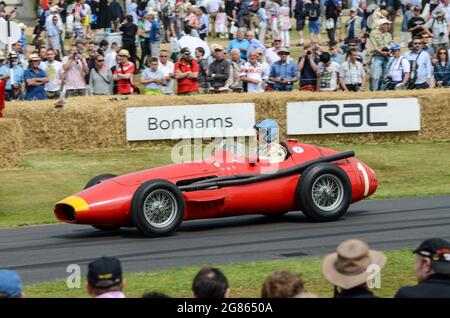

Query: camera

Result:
[306,51,311,55]
[440,32,445,37]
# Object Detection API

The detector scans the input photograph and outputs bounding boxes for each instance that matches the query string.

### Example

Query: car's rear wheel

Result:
[296,163,352,221]
[84,174,117,189]
[131,179,185,237]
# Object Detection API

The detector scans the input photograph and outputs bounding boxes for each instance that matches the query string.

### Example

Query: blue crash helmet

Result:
[254,119,279,143]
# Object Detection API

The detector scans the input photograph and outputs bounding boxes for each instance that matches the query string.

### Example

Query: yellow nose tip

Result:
[56,196,89,212]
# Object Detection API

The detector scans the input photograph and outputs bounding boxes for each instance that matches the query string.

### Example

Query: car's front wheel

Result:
[131,179,185,237]
[296,163,352,221]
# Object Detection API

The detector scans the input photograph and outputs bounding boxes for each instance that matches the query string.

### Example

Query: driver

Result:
[254,119,287,163]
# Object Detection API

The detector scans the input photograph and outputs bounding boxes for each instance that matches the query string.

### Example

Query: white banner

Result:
[287,98,421,135]
[126,103,256,141]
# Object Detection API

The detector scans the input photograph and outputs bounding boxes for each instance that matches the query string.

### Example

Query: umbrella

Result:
[177,35,211,59]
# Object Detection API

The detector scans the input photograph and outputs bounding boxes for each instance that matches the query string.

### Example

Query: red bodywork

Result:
[54,140,377,228]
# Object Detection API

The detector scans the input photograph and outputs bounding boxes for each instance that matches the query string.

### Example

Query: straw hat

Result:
[28,53,41,62]
[322,239,387,290]
[118,49,130,57]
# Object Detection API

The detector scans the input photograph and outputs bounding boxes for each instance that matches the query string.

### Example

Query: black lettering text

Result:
[367,103,388,126]
[319,105,339,128]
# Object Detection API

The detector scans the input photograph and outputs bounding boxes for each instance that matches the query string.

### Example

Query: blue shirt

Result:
[24,68,48,100]
[434,61,450,86]
[403,50,433,84]
[227,39,250,60]
[247,39,266,59]
[269,60,298,80]
[149,20,160,42]
[5,65,25,90]
[20,32,27,52]
[46,23,62,52]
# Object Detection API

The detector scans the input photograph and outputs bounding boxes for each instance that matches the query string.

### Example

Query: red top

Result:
[41,0,49,10]
[113,61,135,94]
[174,60,199,94]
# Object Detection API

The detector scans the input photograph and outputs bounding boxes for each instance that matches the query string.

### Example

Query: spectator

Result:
[324,0,341,44]
[206,0,221,37]
[246,30,265,60]
[293,0,305,46]
[434,47,450,87]
[24,54,49,101]
[97,40,109,57]
[170,7,183,40]
[427,11,449,52]
[39,46,48,63]
[158,49,175,95]
[345,7,366,46]
[120,15,138,66]
[420,32,435,57]
[339,48,366,92]
[408,6,429,39]
[174,47,199,95]
[240,50,267,93]
[322,239,387,298]
[431,0,450,24]
[105,42,119,69]
[255,48,271,89]
[278,1,291,48]
[207,44,231,91]
[265,36,282,66]
[401,4,414,48]
[368,19,392,91]
[89,54,114,95]
[41,48,64,99]
[140,57,166,95]
[395,238,450,298]
[304,0,321,45]
[261,271,305,298]
[137,15,150,70]
[113,49,136,95]
[329,42,345,64]
[148,12,161,58]
[195,47,209,93]
[63,45,89,97]
[18,23,28,56]
[297,44,320,91]
[316,52,341,92]
[186,6,201,37]
[382,43,410,90]
[4,52,25,101]
[404,37,433,89]
[269,47,298,91]
[192,267,230,298]
[257,2,268,43]
[0,270,25,298]
[86,44,98,80]
[198,7,209,42]
[228,48,244,91]
[227,30,250,61]
[87,256,126,298]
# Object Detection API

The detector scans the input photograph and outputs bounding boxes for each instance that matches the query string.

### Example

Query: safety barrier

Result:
[3,89,450,152]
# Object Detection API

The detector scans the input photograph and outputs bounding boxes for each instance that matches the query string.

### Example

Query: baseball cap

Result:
[88,256,123,289]
[214,44,224,51]
[390,43,400,51]
[414,238,450,274]
[180,47,191,55]
[0,270,23,298]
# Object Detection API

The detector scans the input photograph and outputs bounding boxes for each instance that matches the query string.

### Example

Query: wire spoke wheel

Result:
[143,189,178,228]
[311,174,344,212]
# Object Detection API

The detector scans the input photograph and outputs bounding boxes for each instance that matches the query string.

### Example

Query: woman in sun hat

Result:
[322,239,387,298]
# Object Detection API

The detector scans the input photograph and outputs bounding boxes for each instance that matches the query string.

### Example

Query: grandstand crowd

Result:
[1,0,450,100]
[1,237,449,298]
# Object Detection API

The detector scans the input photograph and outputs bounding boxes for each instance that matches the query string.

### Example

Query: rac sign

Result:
[287,98,420,135]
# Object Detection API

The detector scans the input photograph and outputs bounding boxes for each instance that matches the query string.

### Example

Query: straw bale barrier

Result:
[0,119,23,168]
[3,89,450,151]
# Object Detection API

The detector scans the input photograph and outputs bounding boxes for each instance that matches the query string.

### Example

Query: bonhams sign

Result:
[287,98,421,135]
[126,103,256,140]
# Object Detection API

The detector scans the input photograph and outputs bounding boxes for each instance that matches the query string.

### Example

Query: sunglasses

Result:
[413,42,422,45]
[279,52,288,55]
[160,55,168,58]
[274,40,282,42]
[439,52,447,55]
[96,59,104,62]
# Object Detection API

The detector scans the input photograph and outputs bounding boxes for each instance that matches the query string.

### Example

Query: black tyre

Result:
[131,179,185,237]
[84,174,117,189]
[296,163,352,221]
[91,225,121,231]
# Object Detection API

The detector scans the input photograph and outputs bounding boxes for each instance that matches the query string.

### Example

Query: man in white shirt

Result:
[158,49,175,95]
[240,50,267,93]
[41,48,64,99]
[265,37,282,66]
[105,42,118,69]
[317,52,341,91]
[206,0,223,37]
[382,43,410,90]
[403,38,433,89]
[339,48,366,92]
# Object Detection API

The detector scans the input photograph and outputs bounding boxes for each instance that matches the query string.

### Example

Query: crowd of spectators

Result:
[1,237,449,298]
[1,0,450,102]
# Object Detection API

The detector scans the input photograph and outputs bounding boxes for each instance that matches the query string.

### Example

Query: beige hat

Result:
[9,51,18,58]
[322,239,387,290]
[278,47,290,55]
[118,49,130,57]
[50,5,62,13]
[377,18,392,26]
[28,53,41,62]
[213,44,224,51]
[18,22,27,30]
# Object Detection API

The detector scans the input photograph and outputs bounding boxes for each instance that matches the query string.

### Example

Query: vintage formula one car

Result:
[54,140,377,237]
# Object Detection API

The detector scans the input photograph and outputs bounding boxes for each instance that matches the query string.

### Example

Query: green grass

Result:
[24,249,416,298]
[0,142,449,228]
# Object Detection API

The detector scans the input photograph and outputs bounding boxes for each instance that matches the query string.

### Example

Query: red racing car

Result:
[54,140,377,237]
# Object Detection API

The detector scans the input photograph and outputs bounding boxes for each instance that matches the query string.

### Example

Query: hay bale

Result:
[0,119,23,169]
[3,89,450,151]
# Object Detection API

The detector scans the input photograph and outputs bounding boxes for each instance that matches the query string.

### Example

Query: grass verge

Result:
[1,142,449,228]
[24,249,416,298]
